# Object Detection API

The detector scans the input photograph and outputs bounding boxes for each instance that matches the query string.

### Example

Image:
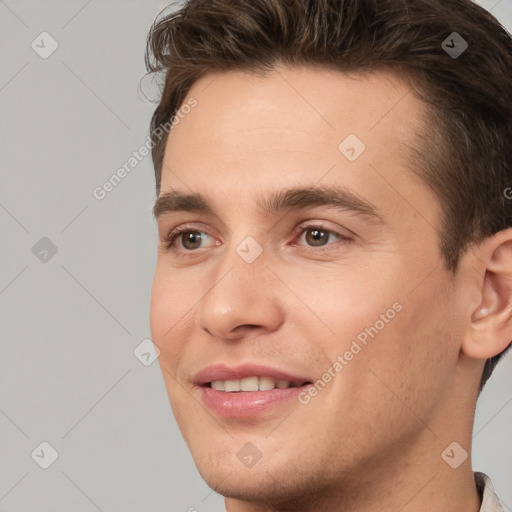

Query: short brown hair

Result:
[144,0,512,389]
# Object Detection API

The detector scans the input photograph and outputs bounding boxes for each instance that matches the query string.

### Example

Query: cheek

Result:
[288,262,452,404]
[149,269,171,343]
[150,263,194,325]
[351,278,461,428]
[282,262,401,354]
[149,265,196,366]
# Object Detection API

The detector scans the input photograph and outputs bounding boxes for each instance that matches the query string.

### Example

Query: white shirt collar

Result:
[475,472,504,512]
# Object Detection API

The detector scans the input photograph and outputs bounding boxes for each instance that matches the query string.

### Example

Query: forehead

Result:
[159,66,438,228]
[163,66,423,169]
[170,66,419,145]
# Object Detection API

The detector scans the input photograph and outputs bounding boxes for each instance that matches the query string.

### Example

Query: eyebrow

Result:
[153,185,384,224]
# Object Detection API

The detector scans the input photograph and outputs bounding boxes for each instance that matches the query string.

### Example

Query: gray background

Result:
[0,1,510,510]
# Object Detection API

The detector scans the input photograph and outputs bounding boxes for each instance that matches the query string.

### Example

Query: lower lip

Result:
[199,385,308,418]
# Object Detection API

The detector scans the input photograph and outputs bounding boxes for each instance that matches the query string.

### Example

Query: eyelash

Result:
[162,223,351,255]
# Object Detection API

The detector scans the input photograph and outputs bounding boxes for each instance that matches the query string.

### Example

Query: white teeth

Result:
[209,376,296,392]
[259,376,275,391]
[211,380,224,391]
[240,376,259,391]
[224,380,240,392]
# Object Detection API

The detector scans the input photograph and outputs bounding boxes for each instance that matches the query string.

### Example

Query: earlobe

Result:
[462,231,512,361]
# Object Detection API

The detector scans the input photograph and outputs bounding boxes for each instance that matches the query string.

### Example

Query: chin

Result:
[204,469,319,506]
[205,470,281,500]
[190,442,334,508]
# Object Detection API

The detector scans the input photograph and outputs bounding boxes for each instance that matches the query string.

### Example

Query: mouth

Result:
[205,376,310,392]
[194,364,313,418]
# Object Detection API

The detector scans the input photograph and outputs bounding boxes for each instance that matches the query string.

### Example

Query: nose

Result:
[195,242,284,342]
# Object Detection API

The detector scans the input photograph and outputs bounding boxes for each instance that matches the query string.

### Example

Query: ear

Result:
[462,228,512,360]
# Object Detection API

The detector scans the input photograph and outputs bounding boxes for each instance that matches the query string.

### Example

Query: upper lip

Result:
[193,363,312,386]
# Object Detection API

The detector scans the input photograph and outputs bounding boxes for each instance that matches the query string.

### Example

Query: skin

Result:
[149,65,512,512]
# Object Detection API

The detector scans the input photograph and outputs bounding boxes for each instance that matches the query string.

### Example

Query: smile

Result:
[194,364,313,417]
[209,376,308,392]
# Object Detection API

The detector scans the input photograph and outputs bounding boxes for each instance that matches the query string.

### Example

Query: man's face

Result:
[150,67,466,500]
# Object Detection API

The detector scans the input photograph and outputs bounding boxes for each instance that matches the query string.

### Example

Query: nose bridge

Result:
[195,236,282,340]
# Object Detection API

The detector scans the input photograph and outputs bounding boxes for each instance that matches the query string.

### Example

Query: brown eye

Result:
[305,228,331,247]
[298,226,344,248]
[180,231,205,250]
[164,225,218,254]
